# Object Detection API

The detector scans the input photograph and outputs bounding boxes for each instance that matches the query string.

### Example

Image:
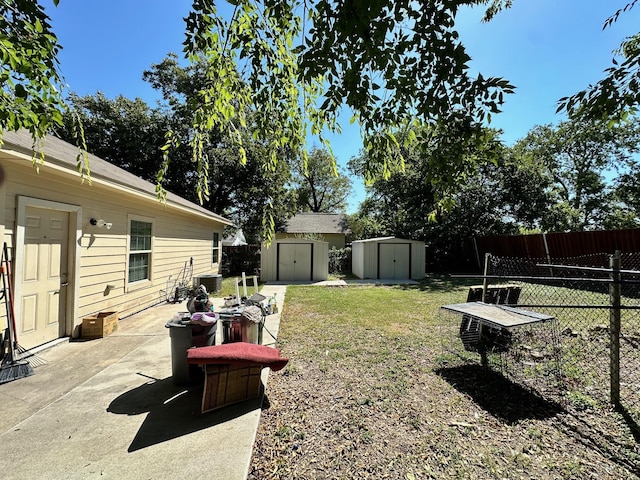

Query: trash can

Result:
[165,312,218,386]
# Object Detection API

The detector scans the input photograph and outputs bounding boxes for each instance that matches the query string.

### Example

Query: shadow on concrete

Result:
[435,364,563,424]
[108,374,262,452]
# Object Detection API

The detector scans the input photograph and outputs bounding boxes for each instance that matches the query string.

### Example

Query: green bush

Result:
[328,247,351,274]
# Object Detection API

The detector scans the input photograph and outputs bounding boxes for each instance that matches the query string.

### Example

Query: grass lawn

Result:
[218,275,264,299]
[249,279,640,480]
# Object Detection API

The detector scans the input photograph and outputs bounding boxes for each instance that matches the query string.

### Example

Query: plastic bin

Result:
[165,316,218,386]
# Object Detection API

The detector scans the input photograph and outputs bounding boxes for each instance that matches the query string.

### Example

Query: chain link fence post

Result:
[610,250,621,406]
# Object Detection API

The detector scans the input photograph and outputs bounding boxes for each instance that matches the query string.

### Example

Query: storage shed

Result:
[277,212,351,249]
[352,237,425,280]
[260,238,329,282]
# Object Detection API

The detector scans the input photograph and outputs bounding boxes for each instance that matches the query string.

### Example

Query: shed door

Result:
[278,243,313,281]
[19,207,69,349]
[378,243,411,279]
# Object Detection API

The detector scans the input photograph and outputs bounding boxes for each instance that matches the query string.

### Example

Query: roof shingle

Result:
[284,213,350,234]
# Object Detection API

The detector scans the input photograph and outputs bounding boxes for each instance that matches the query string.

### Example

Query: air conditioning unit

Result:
[195,274,223,294]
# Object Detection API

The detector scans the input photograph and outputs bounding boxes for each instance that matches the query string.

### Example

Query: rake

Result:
[1,243,46,368]
[0,244,34,383]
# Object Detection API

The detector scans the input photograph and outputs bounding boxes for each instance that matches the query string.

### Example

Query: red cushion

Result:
[186,343,289,371]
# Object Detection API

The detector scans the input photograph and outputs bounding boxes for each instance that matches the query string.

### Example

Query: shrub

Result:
[328,247,351,274]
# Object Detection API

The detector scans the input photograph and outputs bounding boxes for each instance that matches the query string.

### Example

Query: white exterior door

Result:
[19,206,69,349]
[378,243,411,279]
[278,243,313,281]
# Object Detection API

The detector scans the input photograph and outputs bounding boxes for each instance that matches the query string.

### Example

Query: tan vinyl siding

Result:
[0,150,228,339]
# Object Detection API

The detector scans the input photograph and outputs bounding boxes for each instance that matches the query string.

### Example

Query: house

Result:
[0,130,233,349]
[277,212,350,250]
[351,237,426,280]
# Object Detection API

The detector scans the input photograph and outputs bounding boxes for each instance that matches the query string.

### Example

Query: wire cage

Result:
[484,253,640,415]
[439,301,564,400]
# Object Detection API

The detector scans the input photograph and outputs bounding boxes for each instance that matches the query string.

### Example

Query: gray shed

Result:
[352,237,425,280]
[260,238,329,282]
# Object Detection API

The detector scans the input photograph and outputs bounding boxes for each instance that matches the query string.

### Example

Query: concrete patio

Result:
[0,284,286,480]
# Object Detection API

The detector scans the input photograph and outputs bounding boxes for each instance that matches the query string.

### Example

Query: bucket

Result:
[221,316,263,344]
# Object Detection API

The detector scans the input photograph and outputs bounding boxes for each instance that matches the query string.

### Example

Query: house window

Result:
[213,232,220,264]
[129,219,152,283]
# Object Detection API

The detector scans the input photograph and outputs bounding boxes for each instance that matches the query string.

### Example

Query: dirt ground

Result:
[248,291,640,480]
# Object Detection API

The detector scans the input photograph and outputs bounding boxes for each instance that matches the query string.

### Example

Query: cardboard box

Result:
[201,364,263,413]
[82,311,119,338]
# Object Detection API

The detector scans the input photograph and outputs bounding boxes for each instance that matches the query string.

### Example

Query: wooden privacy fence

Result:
[472,228,640,269]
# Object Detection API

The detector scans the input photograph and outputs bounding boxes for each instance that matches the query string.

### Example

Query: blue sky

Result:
[45,1,638,213]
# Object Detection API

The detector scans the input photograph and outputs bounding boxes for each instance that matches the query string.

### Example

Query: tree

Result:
[494,148,555,231]
[0,0,61,139]
[55,92,171,183]
[142,54,297,240]
[349,123,506,237]
[346,210,386,241]
[349,124,511,270]
[178,0,513,186]
[6,1,640,235]
[558,1,640,123]
[510,118,640,231]
[607,169,640,229]
[226,142,297,243]
[292,147,351,213]
[53,56,298,243]
[1,0,517,241]
[0,0,88,173]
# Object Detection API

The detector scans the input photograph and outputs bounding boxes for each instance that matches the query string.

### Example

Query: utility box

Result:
[82,312,119,338]
[196,274,223,294]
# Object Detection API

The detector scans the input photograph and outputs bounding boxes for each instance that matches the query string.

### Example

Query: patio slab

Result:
[0,285,286,480]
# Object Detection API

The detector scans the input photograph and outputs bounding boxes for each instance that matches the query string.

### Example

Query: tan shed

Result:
[260,238,329,282]
[276,212,350,250]
[352,237,425,280]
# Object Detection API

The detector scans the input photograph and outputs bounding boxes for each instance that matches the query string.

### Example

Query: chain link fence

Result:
[440,252,640,423]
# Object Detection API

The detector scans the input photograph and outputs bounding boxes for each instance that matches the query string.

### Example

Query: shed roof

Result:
[353,236,396,243]
[352,236,424,244]
[284,212,350,235]
[0,130,233,225]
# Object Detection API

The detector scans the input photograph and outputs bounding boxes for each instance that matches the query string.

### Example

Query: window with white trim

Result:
[212,232,220,264]
[129,219,152,283]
